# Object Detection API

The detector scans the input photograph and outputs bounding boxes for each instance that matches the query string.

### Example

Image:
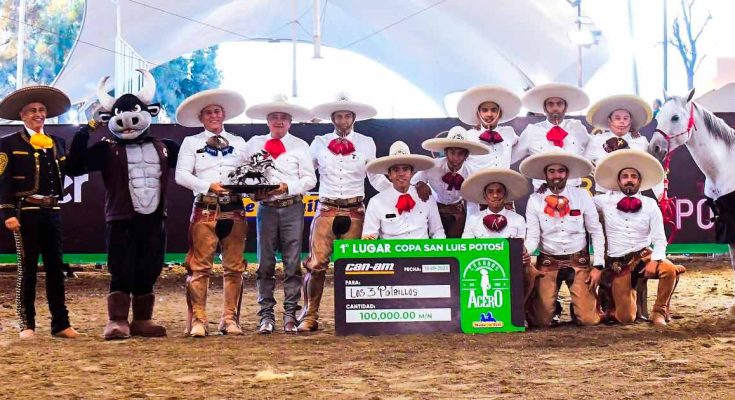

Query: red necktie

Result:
[395,193,416,215]
[327,138,356,156]
[483,214,508,232]
[264,138,286,159]
[441,172,464,191]
[546,125,568,147]
[479,130,504,144]
[544,195,571,218]
[617,196,642,213]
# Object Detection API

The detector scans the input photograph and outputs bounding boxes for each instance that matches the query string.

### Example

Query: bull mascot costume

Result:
[66,69,178,339]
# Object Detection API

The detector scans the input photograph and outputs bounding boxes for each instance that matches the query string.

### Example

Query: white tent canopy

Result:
[53,0,609,112]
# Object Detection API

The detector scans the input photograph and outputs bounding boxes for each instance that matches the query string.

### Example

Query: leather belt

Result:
[606,247,652,273]
[262,195,303,208]
[537,249,590,271]
[21,196,59,208]
[319,196,363,208]
[195,193,241,206]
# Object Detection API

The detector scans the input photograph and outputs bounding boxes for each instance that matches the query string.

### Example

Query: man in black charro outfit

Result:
[0,86,79,339]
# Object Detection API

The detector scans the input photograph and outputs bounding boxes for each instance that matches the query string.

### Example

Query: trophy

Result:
[225,150,280,193]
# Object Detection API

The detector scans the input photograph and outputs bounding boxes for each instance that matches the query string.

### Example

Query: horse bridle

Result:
[653,102,697,149]
[652,102,698,244]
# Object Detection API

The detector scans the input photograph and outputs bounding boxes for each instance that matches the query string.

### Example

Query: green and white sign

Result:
[333,238,525,335]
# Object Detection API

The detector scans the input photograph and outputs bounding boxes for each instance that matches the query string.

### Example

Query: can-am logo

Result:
[345,263,395,275]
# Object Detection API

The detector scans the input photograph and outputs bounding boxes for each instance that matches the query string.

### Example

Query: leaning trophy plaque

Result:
[225,150,280,193]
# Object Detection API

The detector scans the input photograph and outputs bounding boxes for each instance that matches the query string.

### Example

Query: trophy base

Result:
[223,184,279,194]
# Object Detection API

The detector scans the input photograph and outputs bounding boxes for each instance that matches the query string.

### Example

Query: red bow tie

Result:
[546,125,569,147]
[441,172,464,191]
[328,137,356,156]
[483,214,508,232]
[544,195,570,218]
[264,138,286,159]
[617,196,642,213]
[395,193,416,215]
[479,130,504,144]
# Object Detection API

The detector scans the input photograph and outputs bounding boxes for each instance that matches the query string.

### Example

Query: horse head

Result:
[648,88,696,162]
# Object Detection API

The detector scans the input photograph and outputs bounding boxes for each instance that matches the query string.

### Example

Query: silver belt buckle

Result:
[218,195,231,204]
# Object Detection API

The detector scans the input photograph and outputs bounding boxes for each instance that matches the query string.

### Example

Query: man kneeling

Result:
[594,149,685,326]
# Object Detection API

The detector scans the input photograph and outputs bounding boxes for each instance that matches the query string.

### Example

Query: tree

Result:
[0,0,84,97]
[669,0,712,90]
[150,45,222,122]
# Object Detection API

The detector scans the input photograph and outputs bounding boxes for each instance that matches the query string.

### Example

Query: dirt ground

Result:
[2,256,735,399]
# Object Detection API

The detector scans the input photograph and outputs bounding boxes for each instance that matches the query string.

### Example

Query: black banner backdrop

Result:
[1,114,733,256]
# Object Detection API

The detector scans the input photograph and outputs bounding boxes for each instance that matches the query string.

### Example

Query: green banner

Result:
[333,238,525,335]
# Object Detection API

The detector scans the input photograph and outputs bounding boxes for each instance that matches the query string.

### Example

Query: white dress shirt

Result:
[525,186,605,266]
[363,186,446,239]
[513,118,590,162]
[584,130,650,165]
[594,191,667,261]
[513,119,591,188]
[465,126,518,170]
[584,130,663,197]
[462,208,526,239]
[245,132,317,200]
[175,130,250,196]
[311,130,391,199]
[411,158,474,205]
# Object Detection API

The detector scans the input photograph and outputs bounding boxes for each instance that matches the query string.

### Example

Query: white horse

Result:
[648,88,735,314]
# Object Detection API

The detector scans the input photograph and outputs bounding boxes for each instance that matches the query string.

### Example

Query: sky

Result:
[216,0,735,120]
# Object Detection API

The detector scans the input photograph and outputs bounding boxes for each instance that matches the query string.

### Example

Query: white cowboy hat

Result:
[366,141,435,174]
[0,86,71,120]
[586,94,653,132]
[522,82,590,114]
[422,126,489,155]
[594,149,664,192]
[175,89,246,127]
[245,93,313,122]
[456,85,522,125]
[312,92,377,121]
[519,150,593,180]
[461,168,531,204]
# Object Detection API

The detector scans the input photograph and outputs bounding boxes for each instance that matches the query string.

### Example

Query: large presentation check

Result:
[333,238,526,335]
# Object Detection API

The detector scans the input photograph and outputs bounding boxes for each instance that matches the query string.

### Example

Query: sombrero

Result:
[594,149,664,192]
[461,168,530,204]
[366,141,435,174]
[519,150,593,180]
[522,83,589,114]
[175,89,246,127]
[0,86,71,120]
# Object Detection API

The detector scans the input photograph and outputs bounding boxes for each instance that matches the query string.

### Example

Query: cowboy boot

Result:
[635,279,649,321]
[104,291,131,340]
[130,293,167,337]
[297,270,326,332]
[651,259,679,326]
[186,272,209,337]
[219,273,244,335]
[297,271,312,324]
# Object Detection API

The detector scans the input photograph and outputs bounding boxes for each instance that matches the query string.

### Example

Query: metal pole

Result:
[663,0,669,92]
[115,0,122,97]
[292,0,298,97]
[577,1,583,87]
[16,0,26,89]
[313,0,322,58]
[628,0,640,94]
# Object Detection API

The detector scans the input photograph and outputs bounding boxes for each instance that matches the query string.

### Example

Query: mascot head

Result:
[96,69,160,142]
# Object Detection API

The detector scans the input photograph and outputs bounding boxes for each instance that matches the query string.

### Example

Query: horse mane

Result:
[694,102,735,146]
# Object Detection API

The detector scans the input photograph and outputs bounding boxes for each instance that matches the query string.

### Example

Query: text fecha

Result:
[346,242,505,254]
